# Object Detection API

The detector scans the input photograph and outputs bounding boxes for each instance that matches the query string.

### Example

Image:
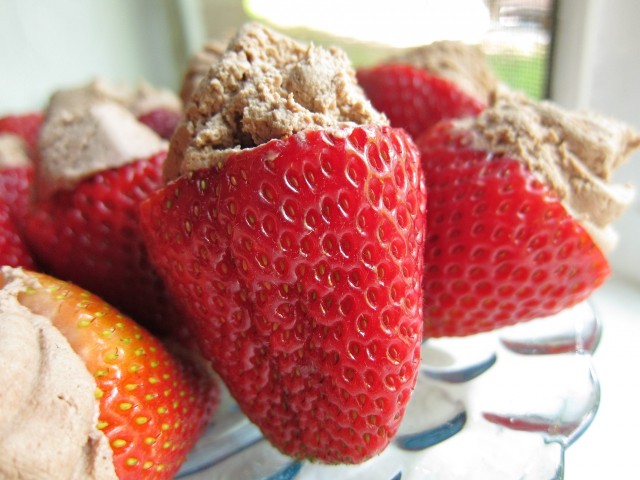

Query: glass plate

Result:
[177,301,601,480]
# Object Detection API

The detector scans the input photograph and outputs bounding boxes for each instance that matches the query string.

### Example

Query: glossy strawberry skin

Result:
[357,64,485,139]
[0,112,44,158]
[22,151,180,335]
[6,268,219,480]
[417,123,610,337]
[140,126,426,464]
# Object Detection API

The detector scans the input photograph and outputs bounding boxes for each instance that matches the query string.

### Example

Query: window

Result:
[192,0,557,99]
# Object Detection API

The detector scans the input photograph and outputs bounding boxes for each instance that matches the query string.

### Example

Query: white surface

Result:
[565,275,640,479]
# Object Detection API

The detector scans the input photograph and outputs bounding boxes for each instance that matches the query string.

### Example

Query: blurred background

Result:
[1,1,639,479]
[1,0,638,285]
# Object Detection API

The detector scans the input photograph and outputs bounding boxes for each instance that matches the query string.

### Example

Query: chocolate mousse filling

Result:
[451,88,640,252]
[165,22,388,181]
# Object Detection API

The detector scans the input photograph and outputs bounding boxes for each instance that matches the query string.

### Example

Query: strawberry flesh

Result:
[0,153,36,269]
[141,126,426,463]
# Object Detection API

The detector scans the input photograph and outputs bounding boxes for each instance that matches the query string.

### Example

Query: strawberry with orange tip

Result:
[0,266,219,479]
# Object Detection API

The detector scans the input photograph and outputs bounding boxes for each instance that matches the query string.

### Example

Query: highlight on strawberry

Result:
[141,23,427,464]
[0,266,219,480]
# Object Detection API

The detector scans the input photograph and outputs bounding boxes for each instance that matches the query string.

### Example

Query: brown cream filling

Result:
[36,79,173,199]
[454,89,640,252]
[0,267,117,480]
[165,22,388,181]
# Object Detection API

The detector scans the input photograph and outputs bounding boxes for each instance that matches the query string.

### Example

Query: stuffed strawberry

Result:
[141,23,426,464]
[0,267,218,479]
[22,152,180,334]
[0,134,36,268]
[357,40,496,139]
[417,90,640,337]
[21,80,184,336]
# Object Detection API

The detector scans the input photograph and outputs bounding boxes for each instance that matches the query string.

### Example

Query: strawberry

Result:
[22,151,181,335]
[357,64,486,139]
[416,98,638,337]
[0,201,35,268]
[1,267,219,479]
[0,161,33,220]
[0,134,36,268]
[140,125,427,464]
[20,79,188,336]
[138,108,182,140]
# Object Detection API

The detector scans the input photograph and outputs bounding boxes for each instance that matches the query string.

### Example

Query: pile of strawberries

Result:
[0,24,634,478]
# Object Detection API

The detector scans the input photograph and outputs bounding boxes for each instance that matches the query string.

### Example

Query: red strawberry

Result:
[140,125,426,464]
[0,135,36,268]
[0,112,44,158]
[0,201,35,268]
[0,162,33,220]
[357,64,485,139]
[416,120,615,337]
[22,151,181,336]
[138,108,182,140]
[2,267,218,479]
